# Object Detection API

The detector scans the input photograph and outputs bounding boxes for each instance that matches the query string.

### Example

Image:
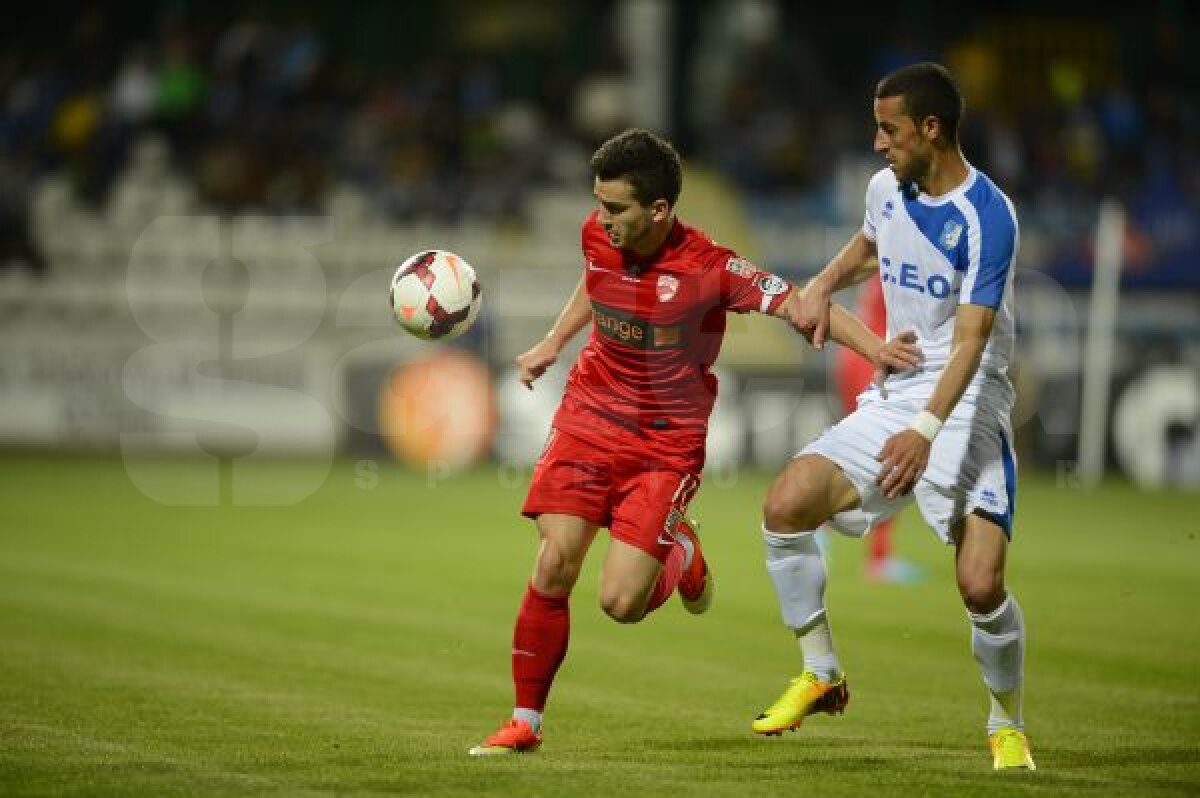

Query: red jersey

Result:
[552,211,792,469]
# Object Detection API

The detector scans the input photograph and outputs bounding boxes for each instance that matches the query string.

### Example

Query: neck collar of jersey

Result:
[913,164,977,207]
[623,216,681,272]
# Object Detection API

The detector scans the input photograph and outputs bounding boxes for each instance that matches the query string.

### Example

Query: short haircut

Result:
[589,128,683,208]
[875,62,964,145]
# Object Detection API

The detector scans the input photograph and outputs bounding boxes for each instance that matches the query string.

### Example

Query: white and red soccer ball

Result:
[389,250,482,340]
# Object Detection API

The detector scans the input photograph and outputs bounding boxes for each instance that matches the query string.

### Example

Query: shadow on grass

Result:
[628,737,1200,793]
[642,735,970,757]
[647,736,860,750]
[1041,745,1200,768]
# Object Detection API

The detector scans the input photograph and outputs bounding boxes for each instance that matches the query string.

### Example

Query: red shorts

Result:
[521,428,701,562]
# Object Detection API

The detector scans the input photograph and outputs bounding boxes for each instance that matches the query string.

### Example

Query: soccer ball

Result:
[389,250,482,341]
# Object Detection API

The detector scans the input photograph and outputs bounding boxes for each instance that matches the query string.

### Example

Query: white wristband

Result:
[909,411,942,442]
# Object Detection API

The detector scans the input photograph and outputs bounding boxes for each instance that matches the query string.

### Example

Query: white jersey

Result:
[863,165,1018,398]
[796,165,1021,541]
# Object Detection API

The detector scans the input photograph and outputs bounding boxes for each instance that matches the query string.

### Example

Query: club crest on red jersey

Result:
[657,275,680,302]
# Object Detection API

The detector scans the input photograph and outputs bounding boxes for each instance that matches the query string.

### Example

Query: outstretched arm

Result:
[875,304,995,498]
[516,275,591,389]
[775,294,920,393]
[793,232,879,349]
[828,304,920,386]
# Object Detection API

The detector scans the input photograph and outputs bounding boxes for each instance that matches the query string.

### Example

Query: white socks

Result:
[968,594,1025,733]
[764,527,841,681]
[795,619,840,682]
[766,525,1025,731]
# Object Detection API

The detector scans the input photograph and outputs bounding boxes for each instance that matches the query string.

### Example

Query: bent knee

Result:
[599,592,646,624]
[957,572,1005,614]
[534,546,582,595]
[764,473,826,532]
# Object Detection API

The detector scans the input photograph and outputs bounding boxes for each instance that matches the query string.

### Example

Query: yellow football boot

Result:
[752,671,849,735]
[989,727,1036,770]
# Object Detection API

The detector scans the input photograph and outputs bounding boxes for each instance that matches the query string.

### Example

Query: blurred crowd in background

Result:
[0,3,607,240]
[0,0,1195,484]
[698,1,1198,287]
[1,0,1197,284]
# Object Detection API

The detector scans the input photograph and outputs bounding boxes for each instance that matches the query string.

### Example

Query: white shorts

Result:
[800,375,1017,545]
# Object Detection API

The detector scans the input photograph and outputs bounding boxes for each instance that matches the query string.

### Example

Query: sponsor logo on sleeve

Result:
[725,257,756,278]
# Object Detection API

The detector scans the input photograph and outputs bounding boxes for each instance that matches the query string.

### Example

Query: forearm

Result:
[809,233,877,296]
[543,276,592,350]
[924,339,986,420]
[828,303,884,365]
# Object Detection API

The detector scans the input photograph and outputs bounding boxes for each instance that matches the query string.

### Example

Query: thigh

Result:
[521,428,614,527]
[765,453,862,531]
[915,406,1017,544]
[599,470,698,610]
[953,512,1008,575]
[608,470,700,563]
[597,537,663,612]
[952,510,1009,610]
[800,399,915,535]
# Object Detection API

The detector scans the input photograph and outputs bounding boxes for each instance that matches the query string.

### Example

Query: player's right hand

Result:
[516,339,560,390]
[791,282,833,349]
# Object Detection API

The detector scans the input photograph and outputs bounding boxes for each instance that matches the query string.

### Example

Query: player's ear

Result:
[921,114,941,144]
[650,198,671,222]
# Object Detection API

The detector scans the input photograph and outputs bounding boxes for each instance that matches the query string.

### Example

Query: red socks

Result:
[869,518,894,563]
[511,546,682,710]
[512,583,570,712]
[644,541,684,614]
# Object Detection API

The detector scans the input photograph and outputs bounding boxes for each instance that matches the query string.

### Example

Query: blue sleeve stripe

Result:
[962,178,1016,309]
[998,429,1017,539]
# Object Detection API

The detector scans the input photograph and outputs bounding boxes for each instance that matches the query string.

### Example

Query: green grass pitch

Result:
[1,454,1197,796]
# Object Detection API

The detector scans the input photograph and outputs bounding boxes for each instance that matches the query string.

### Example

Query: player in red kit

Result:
[469,129,920,756]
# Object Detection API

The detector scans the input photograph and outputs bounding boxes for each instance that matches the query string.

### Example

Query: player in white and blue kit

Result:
[751,63,1035,770]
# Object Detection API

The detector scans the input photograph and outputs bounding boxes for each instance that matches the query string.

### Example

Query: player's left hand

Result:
[872,330,921,398]
[875,430,931,499]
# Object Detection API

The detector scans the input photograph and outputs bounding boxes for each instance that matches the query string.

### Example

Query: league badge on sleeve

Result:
[755,274,789,296]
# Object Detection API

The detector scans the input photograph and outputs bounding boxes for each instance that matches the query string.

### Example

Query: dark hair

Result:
[875,62,964,145]
[589,128,683,208]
